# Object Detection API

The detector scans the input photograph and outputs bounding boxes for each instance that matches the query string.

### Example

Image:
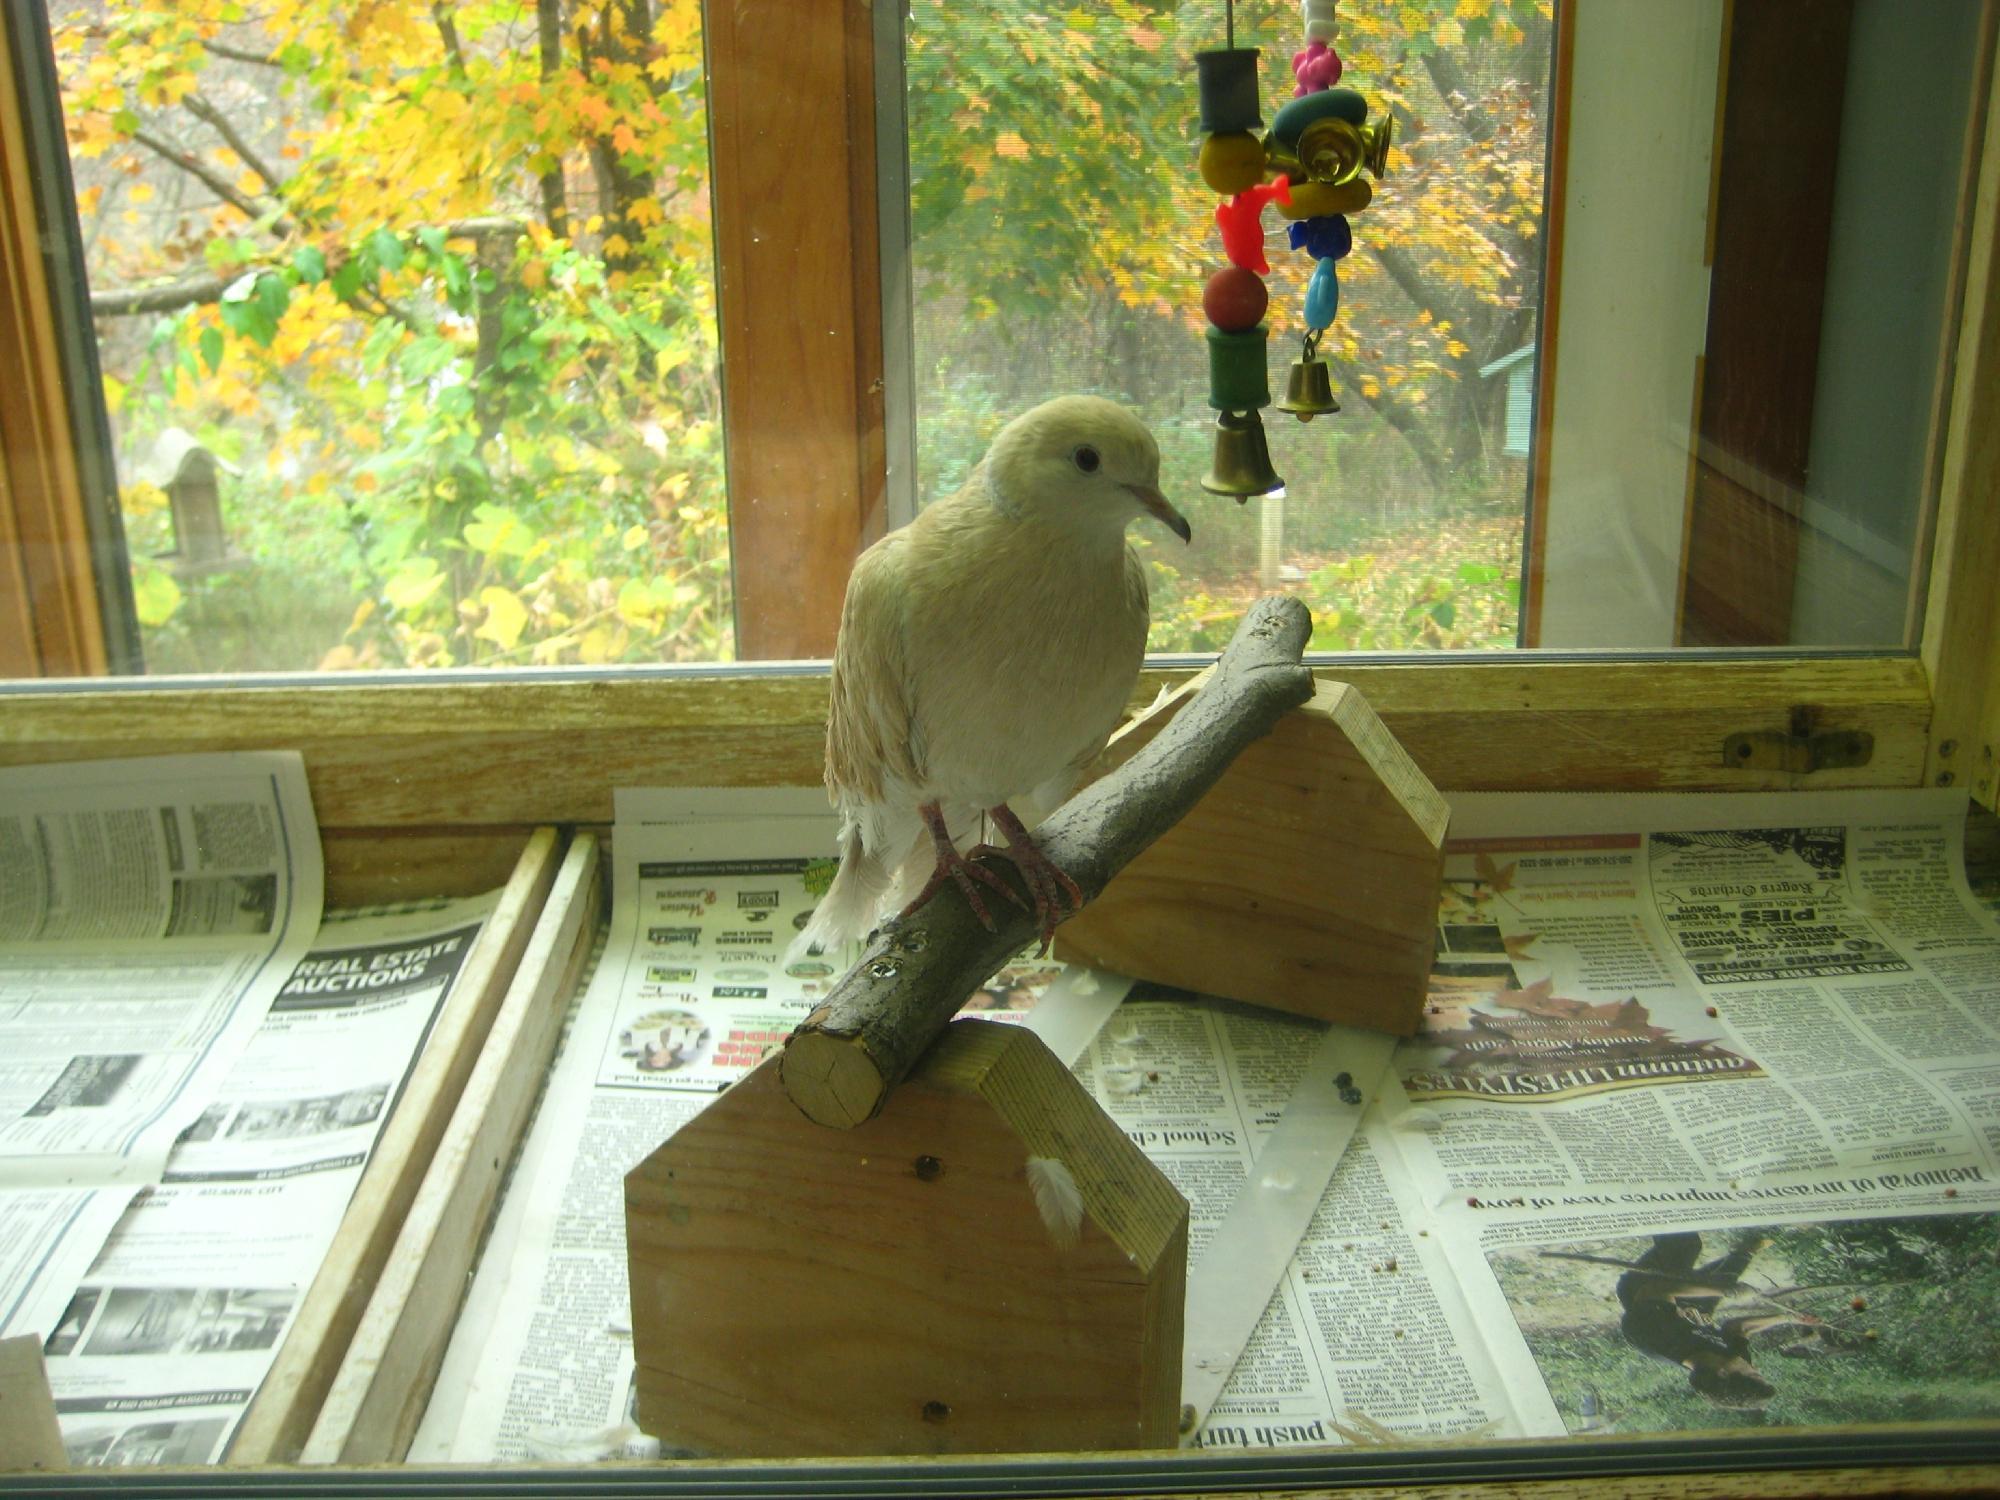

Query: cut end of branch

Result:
[780,1029,888,1129]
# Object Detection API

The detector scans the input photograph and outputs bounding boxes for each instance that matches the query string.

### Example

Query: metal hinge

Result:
[1723,720,1874,774]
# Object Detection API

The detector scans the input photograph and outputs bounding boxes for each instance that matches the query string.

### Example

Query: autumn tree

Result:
[56,0,723,670]
[53,0,1547,670]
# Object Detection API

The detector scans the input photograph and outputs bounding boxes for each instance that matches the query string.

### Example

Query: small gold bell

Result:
[1201,410,1285,500]
[1293,116,1366,186]
[1276,356,1340,421]
[1360,113,1393,179]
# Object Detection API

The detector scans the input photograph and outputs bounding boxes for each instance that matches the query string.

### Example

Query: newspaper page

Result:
[23,895,497,1468]
[1064,990,1505,1449]
[0,753,322,1180]
[0,753,323,1349]
[418,786,2000,1459]
[1378,789,2000,1441]
[1387,789,1997,1196]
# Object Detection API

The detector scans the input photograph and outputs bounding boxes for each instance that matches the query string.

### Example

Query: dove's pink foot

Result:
[901,801,1027,931]
[974,803,1085,957]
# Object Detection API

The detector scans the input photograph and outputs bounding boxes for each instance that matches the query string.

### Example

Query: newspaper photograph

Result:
[1376,789,2000,1442]
[14,894,496,1468]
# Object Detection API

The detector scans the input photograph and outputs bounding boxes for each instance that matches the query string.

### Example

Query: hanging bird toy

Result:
[1195,0,1392,499]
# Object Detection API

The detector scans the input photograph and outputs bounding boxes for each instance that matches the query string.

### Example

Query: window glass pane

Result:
[6,0,1992,677]
[901,0,1984,654]
[49,0,724,672]
[905,0,1550,654]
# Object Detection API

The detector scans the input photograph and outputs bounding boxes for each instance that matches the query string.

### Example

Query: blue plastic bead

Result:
[1287,214,1352,261]
[1305,257,1340,331]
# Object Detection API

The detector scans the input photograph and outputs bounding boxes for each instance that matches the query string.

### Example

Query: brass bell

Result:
[1293,115,1366,185]
[1361,113,1393,179]
[1290,114,1393,187]
[1276,356,1341,421]
[1201,409,1285,501]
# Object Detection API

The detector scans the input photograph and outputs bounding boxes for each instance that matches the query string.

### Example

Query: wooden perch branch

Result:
[780,593,1316,1129]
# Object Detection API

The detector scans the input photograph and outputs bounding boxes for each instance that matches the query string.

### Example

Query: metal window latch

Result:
[1722,724,1874,773]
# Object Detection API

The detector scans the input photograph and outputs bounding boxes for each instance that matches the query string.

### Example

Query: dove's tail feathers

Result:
[1026,1155,1085,1249]
[786,821,892,965]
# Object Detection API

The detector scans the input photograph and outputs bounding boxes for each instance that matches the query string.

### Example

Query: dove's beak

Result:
[1127,484,1192,544]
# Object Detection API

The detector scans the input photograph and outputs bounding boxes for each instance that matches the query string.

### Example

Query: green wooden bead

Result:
[1206,324,1270,411]
[1270,87,1369,151]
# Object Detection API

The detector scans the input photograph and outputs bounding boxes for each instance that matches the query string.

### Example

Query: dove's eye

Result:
[1072,445,1101,474]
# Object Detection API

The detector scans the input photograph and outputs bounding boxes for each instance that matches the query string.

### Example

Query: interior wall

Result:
[1790,0,1984,648]
[1533,0,1725,650]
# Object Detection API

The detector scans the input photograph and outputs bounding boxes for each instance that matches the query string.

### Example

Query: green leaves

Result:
[217,270,288,346]
[365,226,406,273]
[462,503,539,559]
[130,563,183,628]
[70,0,731,671]
[384,557,446,611]
[473,586,528,650]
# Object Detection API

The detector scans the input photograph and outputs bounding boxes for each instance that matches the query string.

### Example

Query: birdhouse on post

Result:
[625,1019,1186,1457]
[146,428,241,576]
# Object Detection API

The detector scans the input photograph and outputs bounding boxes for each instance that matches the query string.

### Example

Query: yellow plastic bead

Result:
[1199,132,1266,196]
[1276,178,1373,221]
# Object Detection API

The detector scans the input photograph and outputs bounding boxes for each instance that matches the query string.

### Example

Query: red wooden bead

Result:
[1203,266,1268,332]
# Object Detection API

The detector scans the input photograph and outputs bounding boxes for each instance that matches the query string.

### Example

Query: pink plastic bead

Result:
[1292,39,1342,96]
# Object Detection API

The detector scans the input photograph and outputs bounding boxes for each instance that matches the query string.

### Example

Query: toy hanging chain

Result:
[1196,0,1391,499]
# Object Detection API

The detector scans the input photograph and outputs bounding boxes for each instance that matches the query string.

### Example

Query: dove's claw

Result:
[903,802,1085,949]
[904,801,1028,931]
[899,849,1022,931]
[985,804,1086,955]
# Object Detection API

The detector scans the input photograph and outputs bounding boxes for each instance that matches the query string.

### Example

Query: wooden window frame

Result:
[0,0,1994,843]
[0,10,134,678]
[3,10,2000,1490]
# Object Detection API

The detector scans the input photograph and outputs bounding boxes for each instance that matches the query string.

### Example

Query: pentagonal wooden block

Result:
[625,1019,1187,1457]
[1057,674,1447,1034]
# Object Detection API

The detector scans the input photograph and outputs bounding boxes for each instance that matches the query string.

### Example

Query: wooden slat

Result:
[707,0,885,659]
[1677,0,1852,646]
[163,1448,2000,1496]
[301,830,602,1464]
[0,655,1935,830]
[227,826,566,1465]
[1518,0,1576,648]
[0,1336,65,1473]
[322,826,541,907]
[1147,1464,1997,1499]
[1922,21,2000,813]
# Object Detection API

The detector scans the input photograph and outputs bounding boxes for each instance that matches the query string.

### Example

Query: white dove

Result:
[791,395,1190,960]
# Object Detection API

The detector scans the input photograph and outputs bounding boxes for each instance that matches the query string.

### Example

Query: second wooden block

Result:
[1057,674,1447,1034]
